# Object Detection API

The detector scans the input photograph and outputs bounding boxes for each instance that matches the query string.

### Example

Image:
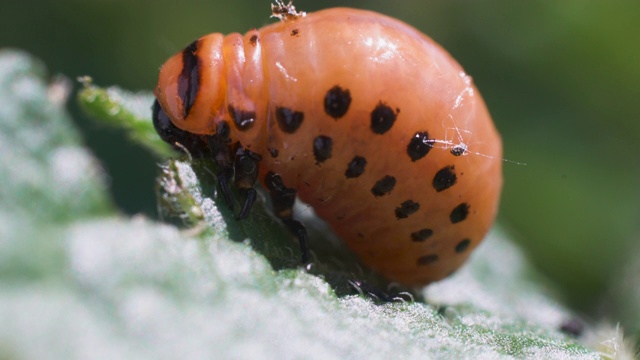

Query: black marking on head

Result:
[152,99,208,157]
[395,200,420,219]
[313,135,333,164]
[451,145,466,156]
[152,99,175,142]
[411,229,434,242]
[432,165,457,192]
[370,102,397,135]
[228,105,256,131]
[407,131,435,161]
[455,239,471,253]
[268,148,279,158]
[450,203,470,224]
[345,156,367,179]
[178,40,201,119]
[291,29,299,36]
[371,175,396,197]
[249,34,259,46]
[417,254,439,266]
[275,106,304,133]
[324,85,352,119]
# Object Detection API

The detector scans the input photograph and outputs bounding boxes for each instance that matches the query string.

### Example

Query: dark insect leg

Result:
[207,122,235,208]
[234,147,262,219]
[264,172,310,264]
[348,280,395,303]
[348,280,417,303]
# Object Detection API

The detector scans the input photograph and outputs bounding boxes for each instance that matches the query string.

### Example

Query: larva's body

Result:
[153,7,502,286]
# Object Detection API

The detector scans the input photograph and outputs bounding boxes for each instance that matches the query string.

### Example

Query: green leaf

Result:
[0,49,612,359]
[77,78,174,158]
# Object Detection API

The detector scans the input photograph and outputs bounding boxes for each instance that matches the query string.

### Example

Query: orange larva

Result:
[152,6,502,286]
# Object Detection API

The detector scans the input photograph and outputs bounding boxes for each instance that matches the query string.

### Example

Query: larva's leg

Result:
[207,122,235,208]
[263,172,310,264]
[234,148,261,219]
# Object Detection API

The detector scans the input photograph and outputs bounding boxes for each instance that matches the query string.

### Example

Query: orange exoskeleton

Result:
[152,6,502,286]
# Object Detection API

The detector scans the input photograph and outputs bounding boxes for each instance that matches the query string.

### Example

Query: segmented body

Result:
[153,7,502,285]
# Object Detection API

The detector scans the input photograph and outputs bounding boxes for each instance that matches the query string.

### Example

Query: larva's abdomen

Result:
[154,7,502,286]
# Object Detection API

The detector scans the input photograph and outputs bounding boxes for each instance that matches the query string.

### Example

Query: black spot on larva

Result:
[455,239,471,253]
[324,86,352,119]
[395,200,420,219]
[249,34,258,46]
[268,148,279,158]
[407,131,435,161]
[357,233,364,238]
[370,102,397,135]
[432,165,457,192]
[345,156,367,179]
[371,175,396,197]
[178,40,201,118]
[450,203,470,224]
[411,229,434,242]
[313,135,333,164]
[228,105,256,131]
[417,254,439,266]
[291,29,299,36]
[451,145,466,156]
[275,106,304,133]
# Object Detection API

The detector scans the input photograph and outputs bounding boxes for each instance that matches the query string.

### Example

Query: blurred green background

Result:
[1,0,638,321]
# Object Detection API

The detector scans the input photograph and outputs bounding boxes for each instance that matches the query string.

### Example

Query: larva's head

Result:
[154,34,226,135]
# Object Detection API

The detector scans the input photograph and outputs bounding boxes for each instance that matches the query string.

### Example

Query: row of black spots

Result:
[178,39,201,119]
[410,231,471,252]
[415,239,473,267]
[323,85,400,136]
